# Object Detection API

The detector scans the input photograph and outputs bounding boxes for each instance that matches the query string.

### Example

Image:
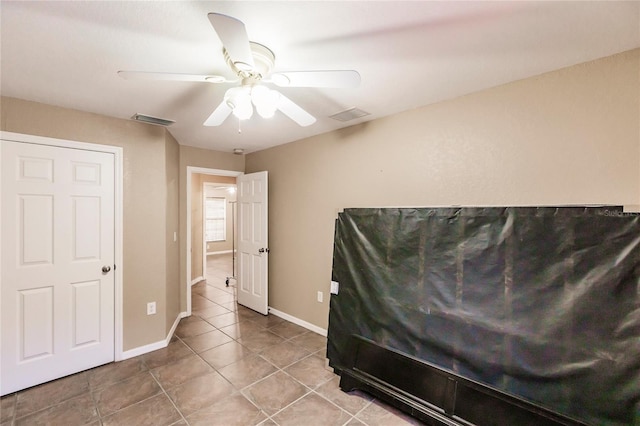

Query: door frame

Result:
[185,166,242,315]
[0,131,125,360]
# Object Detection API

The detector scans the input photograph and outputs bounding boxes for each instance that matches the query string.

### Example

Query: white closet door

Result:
[1,141,115,395]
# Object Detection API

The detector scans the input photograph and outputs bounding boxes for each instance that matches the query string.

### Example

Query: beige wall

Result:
[1,97,180,350]
[179,146,244,311]
[165,132,181,333]
[191,173,204,281]
[246,49,640,330]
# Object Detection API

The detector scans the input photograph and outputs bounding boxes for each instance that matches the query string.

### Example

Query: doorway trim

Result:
[0,131,125,360]
[186,166,242,315]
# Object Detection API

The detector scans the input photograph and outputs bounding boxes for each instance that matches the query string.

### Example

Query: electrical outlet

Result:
[317,291,323,303]
[147,302,156,315]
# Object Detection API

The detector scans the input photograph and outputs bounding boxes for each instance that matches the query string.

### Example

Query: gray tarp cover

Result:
[328,207,640,426]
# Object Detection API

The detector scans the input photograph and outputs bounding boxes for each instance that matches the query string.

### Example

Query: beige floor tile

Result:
[236,306,267,322]
[191,294,218,310]
[250,314,286,329]
[175,317,217,338]
[205,312,241,328]
[271,393,352,426]
[285,355,336,389]
[193,304,231,319]
[15,371,89,418]
[218,320,265,340]
[182,329,233,353]
[88,357,148,390]
[238,329,285,352]
[0,394,15,423]
[142,339,193,369]
[196,287,231,301]
[151,354,214,390]
[268,321,309,339]
[217,354,278,389]
[93,371,161,416]
[208,294,237,304]
[218,300,240,311]
[259,341,311,369]
[243,371,308,415]
[15,393,98,426]
[186,394,266,426]
[290,331,328,352]
[200,341,253,369]
[166,371,236,416]
[315,376,373,415]
[356,399,426,425]
[101,393,182,426]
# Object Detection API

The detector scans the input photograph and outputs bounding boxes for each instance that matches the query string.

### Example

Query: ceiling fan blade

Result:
[118,71,231,83]
[276,92,316,127]
[203,101,232,126]
[208,13,255,71]
[270,70,361,88]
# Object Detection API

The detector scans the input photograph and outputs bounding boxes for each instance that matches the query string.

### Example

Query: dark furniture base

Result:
[338,335,588,426]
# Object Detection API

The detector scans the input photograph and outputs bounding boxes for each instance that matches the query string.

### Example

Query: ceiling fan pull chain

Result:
[238,117,242,134]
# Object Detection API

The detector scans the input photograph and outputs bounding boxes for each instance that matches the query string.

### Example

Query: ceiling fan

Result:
[118,13,361,127]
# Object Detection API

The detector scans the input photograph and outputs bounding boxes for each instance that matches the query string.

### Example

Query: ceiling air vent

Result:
[329,107,370,122]
[131,113,175,127]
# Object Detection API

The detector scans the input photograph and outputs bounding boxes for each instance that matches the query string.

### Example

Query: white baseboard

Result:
[267,307,327,337]
[120,311,187,360]
[191,276,204,286]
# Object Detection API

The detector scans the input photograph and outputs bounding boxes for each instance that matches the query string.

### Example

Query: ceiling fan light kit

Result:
[119,12,360,129]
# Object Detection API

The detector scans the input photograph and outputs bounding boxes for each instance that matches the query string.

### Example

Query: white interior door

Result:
[1,141,115,395]
[237,171,268,315]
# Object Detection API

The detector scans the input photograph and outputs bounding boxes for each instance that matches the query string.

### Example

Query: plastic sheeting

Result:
[328,207,640,426]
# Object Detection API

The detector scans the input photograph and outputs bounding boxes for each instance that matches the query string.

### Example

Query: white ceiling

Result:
[2,1,639,154]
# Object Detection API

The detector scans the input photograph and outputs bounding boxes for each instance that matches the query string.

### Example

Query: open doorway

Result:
[202,182,237,287]
[186,167,242,316]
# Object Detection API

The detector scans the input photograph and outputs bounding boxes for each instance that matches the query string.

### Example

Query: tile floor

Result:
[1,254,425,426]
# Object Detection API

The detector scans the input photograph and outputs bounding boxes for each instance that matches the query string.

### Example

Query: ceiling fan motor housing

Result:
[224,42,275,80]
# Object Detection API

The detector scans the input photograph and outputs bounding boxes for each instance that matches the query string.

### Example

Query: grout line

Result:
[181,255,367,425]
[5,392,17,425]
[148,370,189,425]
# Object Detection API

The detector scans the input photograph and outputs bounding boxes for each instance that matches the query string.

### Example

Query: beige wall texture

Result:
[246,49,640,330]
[165,132,181,333]
[1,97,182,351]
[179,146,244,312]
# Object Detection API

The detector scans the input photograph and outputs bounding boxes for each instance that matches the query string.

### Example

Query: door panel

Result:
[19,195,54,265]
[71,280,101,347]
[19,286,54,360]
[1,141,115,395]
[237,171,268,315]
